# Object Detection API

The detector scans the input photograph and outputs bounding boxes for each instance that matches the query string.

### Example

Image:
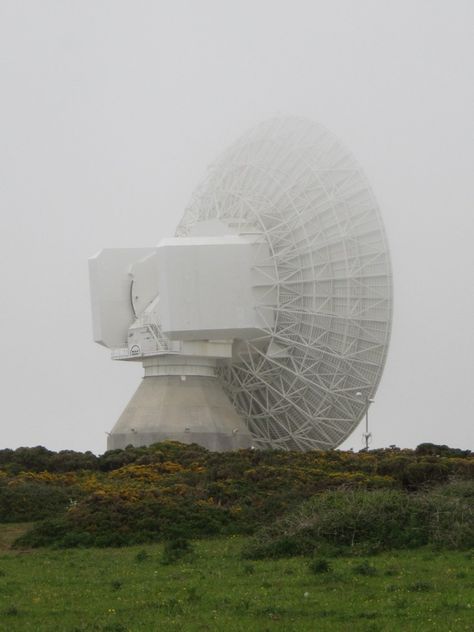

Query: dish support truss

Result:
[177,117,393,451]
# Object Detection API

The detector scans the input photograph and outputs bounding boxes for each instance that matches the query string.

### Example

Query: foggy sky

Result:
[1,0,473,454]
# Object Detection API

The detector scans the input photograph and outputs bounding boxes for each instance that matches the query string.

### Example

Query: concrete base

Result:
[107,375,253,452]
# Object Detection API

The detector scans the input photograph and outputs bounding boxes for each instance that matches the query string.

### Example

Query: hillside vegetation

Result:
[0,442,472,551]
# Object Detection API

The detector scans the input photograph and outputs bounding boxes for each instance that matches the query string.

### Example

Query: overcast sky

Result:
[1,1,472,454]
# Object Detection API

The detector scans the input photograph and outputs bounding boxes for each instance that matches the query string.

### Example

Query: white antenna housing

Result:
[89,117,392,451]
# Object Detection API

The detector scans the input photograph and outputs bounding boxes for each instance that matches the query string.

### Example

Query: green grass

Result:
[0,527,472,631]
[0,523,31,551]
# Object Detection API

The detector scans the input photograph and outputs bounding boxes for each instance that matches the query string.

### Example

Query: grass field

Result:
[0,525,472,631]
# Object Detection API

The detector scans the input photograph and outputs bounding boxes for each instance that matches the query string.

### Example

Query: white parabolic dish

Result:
[177,117,393,450]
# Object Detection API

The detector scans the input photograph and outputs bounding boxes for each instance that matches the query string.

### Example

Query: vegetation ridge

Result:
[0,442,472,550]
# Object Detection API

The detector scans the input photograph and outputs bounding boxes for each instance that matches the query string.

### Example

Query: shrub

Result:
[0,482,71,522]
[353,560,377,576]
[312,542,349,558]
[247,488,428,559]
[407,581,433,592]
[161,538,193,565]
[402,460,449,490]
[245,482,474,559]
[422,480,474,549]
[135,549,149,562]
[3,441,472,549]
[415,443,471,458]
[308,558,331,574]
[242,563,255,575]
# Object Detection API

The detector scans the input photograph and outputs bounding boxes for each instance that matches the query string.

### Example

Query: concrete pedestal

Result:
[107,374,253,452]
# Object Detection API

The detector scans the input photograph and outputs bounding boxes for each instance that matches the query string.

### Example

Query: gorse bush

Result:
[246,488,427,558]
[246,481,474,559]
[1,441,472,549]
[14,490,234,548]
[0,482,72,522]
[421,480,474,549]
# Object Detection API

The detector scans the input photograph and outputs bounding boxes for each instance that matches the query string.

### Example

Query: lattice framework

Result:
[177,118,392,450]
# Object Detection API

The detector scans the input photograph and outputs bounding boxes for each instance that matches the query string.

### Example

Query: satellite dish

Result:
[89,117,392,452]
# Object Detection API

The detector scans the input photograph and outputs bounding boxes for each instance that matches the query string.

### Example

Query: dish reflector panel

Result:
[177,117,393,450]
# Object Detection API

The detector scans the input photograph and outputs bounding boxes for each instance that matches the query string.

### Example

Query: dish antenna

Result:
[89,117,392,451]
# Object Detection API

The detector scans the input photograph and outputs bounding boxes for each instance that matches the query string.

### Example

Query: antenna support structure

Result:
[89,117,393,452]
